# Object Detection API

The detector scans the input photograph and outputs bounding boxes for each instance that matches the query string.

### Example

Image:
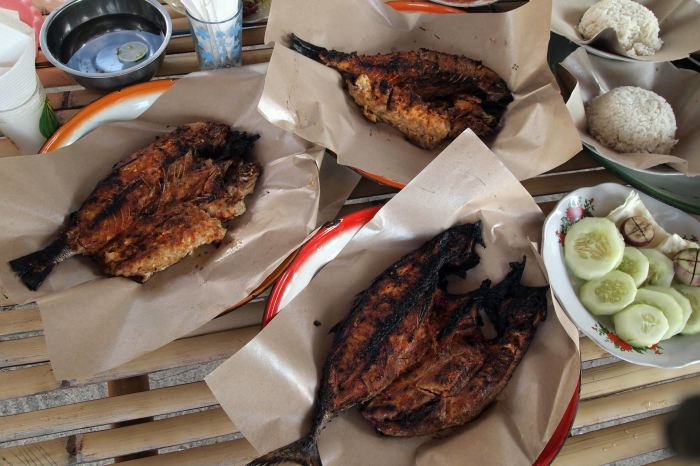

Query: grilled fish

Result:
[248,223,484,466]
[362,261,548,436]
[289,34,513,149]
[10,122,261,289]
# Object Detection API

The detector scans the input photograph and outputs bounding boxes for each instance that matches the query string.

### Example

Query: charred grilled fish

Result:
[362,260,548,436]
[10,122,261,289]
[248,223,484,466]
[289,34,513,149]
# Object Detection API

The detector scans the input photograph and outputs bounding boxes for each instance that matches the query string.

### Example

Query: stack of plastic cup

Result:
[0,10,57,154]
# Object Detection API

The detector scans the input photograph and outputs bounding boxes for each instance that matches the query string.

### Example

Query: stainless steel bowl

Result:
[40,0,172,91]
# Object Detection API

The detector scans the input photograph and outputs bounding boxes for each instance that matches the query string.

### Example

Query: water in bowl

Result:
[61,14,164,74]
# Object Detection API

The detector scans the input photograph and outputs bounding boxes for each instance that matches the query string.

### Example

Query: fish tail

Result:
[9,237,73,291]
[288,33,329,63]
[247,434,321,466]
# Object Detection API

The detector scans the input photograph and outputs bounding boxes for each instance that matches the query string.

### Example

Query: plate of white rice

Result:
[551,40,700,213]
[551,0,700,63]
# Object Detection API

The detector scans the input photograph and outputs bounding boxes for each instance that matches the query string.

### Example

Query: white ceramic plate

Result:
[543,183,700,368]
[41,79,174,153]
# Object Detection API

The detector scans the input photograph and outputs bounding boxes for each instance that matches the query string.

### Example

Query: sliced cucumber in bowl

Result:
[579,270,637,316]
[565,217,625,280]
[633,289,685,340]
[638,248,674,287]
[613,304,669,348]
[617,247,649,287]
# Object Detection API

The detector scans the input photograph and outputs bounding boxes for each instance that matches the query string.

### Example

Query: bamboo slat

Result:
[80,408,235,463]
[0,438,72,466]
[553,413,671,466]
[121,438,257,466]
[574,376,700,429]
[0,308,42,338]
[0,138,20,157]
[521,169,623,198]
[580,337,611,363]
[39,47,273,89]
[0,382,216,443]
[0,326,259,401]
[648,457,699,466]
[0,336,47,368]
[581,361,700,400]
[0,365,59,402]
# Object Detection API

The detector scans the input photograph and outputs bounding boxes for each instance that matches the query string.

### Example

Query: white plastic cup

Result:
[0,78,58,154]
[0,21,58,154]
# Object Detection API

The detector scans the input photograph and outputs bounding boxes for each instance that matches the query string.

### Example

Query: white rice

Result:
[586,86,678,154]
[578,0,662,56]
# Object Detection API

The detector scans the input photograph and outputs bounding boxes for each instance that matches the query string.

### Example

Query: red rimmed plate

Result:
[264,205,581,465]
[387,1,464,14]
[39,77,292,311]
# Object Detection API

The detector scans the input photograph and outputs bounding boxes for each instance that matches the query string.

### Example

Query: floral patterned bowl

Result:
[542,183,700,368]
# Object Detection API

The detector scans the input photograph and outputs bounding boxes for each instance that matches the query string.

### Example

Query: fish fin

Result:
[215,131,260,161]
[248,434,321,466]
[9,237,72,291]
[288,33,329,63]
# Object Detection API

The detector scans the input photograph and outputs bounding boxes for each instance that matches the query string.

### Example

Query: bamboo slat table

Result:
[1,5,699,466]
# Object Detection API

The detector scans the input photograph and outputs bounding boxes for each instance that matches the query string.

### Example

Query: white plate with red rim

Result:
[264,205,582,465]
[543,183,700,368]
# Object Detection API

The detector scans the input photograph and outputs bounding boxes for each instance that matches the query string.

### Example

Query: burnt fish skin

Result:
[363,260,548,437]
[248,223,484,466]
[9,122,259,290]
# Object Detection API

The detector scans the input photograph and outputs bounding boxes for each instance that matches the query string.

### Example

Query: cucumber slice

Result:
[633,288,684,339]
[638,248,674,287]
[613,304,669,347]
[643,286,692,331]
[617,247,649,287]
[673,284,700,335]
[579,270,637,315]
[565,217,625,280]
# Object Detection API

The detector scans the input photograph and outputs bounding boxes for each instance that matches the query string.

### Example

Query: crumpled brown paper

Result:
[206,130,581,466]
[0,66,360,381]
[558,47,700,176]
[256,0,581,185]
[551,0,700,62]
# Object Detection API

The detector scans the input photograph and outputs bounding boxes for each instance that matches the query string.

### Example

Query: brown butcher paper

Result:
[0,65,360,380]
[257,0,582,184]
[206,130,581,466]
[559,47,700,175]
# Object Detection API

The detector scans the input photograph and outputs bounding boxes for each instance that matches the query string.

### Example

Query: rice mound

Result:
[578,0,662,56]
[586,86,677,154]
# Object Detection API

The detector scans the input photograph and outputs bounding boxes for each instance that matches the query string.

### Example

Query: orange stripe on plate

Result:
[41,79,176,153]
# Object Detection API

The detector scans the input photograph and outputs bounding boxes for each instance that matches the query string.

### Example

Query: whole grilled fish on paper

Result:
[361,260,548,436]
[248,223,484,466]
[289,34,513,150]
[10,122,261,290]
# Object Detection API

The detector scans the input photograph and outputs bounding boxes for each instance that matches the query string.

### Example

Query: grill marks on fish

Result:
[289,34,513,149]
[248,223,484,466]
[362,262,548,437]
[9,122,261,290]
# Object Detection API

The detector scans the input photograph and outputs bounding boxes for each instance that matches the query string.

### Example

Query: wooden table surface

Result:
[0,4,699,466]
